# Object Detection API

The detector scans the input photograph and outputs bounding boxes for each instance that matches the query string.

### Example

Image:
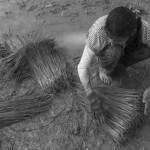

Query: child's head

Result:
[105,6,137,46]
[100,44,123,74]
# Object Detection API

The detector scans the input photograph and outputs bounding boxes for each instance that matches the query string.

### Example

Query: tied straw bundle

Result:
[91,86,144,144]
[0,32,76,94]
[0,32,79,129]
[0,92,53,129]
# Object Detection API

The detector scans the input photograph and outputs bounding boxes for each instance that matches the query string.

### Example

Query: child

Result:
[78,6,150,115]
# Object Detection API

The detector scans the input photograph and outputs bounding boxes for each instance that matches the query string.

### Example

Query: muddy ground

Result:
[0,0,150,150]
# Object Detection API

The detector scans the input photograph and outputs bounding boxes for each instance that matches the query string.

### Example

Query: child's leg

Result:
[120,44,150,68]
[110,63,134,89]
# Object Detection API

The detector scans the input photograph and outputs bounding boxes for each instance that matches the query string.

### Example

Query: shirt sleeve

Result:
[85,26,106,55]
[141,20,150,48]
[77,45,95,92]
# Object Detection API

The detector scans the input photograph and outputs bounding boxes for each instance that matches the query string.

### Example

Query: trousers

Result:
[120,43,150,68]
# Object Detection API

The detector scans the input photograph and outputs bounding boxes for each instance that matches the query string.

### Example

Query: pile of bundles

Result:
[0,31,145,146]
[0,32,78,129]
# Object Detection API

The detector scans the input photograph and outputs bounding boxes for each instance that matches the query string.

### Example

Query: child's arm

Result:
[77,45,94,93]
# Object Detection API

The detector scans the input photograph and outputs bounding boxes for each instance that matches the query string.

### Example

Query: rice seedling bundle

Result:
[0,92,53,129]
[92,86,144,144]
[0,32,75,94]
[0,32,79,130]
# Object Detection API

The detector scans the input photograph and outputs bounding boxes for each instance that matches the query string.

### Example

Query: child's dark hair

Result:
[105,6,137,37]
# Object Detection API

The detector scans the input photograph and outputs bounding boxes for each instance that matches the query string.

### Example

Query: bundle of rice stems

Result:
[0,32,76,94]
[0,92,53,129]
[0,81,87,130]
[0,44,11,58]
[0,32,80,130]
[91,86,144,144]
[0,32,36,58]
[0,86,92,150]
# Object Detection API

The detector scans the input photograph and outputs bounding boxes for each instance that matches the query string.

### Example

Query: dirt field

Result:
[0,0,150,150]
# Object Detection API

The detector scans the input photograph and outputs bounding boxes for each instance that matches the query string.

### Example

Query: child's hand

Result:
[91,99,105,123]
[86,90,104,123]
[99,71,112,85]
[86,89,100,103]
